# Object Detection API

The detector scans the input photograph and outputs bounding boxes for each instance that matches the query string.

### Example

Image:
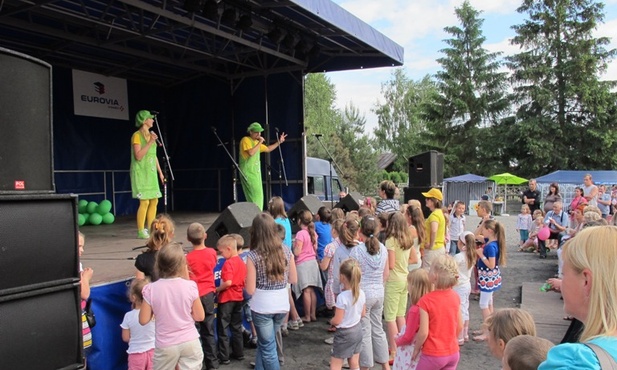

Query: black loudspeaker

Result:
[0,194,79,295]
[0,194,82,369]
[0,47,54,193]
[0,284,83,370]
[288,194,323,225]
[408,150,444,187]
[404,186,441,219]
[206,202,261,248]
[334,193,361,213]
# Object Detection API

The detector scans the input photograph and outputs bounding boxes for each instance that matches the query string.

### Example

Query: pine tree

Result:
[424,1,510,177]
[506,0,617,176]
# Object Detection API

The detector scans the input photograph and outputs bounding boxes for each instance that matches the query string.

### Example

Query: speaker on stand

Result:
[408,150,443,188]
[0,47,54,193]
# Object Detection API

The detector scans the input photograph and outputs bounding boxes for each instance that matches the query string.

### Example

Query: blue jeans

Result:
[251,311,285,370]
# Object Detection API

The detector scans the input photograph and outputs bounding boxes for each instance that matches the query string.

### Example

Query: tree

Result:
[423,1,510,177]
[337,104,380,194]
[304,73,342,159]
[373,70,438,171]
[304,73,378,194]
[506,0,617,176]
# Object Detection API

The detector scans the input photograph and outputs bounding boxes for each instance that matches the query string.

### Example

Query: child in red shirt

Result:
[413,254,462,369]
[216,235,247,364]
[186,222,219,369]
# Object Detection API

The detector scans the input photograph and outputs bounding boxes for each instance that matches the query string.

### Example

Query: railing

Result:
[54,168,223,214]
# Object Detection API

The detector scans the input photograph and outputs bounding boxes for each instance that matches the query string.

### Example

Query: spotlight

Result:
[283,32,301,49]
[236,14,253,31]
[184,0,204,13]
[221,8,237,25]
[296,39,312,54]
[267,28,287,44]
[203,0,220,20]
[308,44,321,58]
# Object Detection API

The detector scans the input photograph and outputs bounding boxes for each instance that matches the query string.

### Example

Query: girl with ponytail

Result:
[350,216,390,370]
[472,219,507,342]
[293,210,322,323]
[330,259,366,370]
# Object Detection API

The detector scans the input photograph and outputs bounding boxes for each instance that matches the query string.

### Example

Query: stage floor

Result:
[81,212,220,285]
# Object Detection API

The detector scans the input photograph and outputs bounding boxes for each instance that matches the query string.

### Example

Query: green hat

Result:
[247,122,264,133]
[135,110,155,127]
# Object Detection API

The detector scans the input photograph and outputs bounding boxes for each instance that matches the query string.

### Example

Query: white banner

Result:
[72,69,129,120]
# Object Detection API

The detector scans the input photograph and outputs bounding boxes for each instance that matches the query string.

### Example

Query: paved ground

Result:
[82,213,566,369]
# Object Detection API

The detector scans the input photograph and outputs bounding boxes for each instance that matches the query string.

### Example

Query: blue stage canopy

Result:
[535,170,617,185]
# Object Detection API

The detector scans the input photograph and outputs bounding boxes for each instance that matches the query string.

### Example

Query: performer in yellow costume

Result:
[239,122,287,210]
[130,110,165,239]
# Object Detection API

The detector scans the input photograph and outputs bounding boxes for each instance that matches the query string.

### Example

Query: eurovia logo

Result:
[94,82,105,94]
[80,81,123,110]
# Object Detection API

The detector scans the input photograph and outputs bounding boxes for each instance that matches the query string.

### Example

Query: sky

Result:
[327,0,617,132]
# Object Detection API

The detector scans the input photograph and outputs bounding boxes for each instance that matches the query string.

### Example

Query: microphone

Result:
[150,110,160,115]
[313,133,323,138]
[211,126,217,132]
[149,130,163,146]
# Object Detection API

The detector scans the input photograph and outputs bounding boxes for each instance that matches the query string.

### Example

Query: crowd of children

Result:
[80,183,579,370]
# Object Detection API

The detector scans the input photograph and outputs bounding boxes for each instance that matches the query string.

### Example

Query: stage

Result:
[81,212,221,285]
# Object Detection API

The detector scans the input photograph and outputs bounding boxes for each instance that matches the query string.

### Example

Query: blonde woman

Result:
[539,226,617,369]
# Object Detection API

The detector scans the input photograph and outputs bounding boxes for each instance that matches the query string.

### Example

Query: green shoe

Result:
[137,228,149,239]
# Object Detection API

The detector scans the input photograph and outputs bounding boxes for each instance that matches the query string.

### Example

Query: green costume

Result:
[239,135,267,210]
[130,131,162,199]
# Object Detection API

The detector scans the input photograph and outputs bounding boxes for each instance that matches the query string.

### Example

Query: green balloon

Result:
[83,213,90,225]
[78,200,88,213]
[89,213,103,225]
[78,214,86,226]
[97,200,112,215]
[102,212,115,224]
[86,201,98,214]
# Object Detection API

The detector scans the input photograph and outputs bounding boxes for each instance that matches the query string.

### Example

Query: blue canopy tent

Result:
[535,170,617,185]
[535,170,617,208]
[443,174,493,214]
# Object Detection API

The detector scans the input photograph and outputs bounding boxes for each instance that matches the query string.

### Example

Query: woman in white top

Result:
[246,213,297,370]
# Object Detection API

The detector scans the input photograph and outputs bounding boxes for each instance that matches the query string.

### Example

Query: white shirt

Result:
[120,308,156,354]
[335,289,366,328]
[454,253,473,287]
[449,213,466,240]
[583,184,598,206]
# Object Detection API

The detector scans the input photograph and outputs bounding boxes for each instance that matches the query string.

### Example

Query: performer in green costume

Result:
[239,122,287,210]
[130,110,165,239]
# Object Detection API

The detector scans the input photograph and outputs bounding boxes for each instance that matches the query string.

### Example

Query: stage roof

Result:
[0,0,404,86]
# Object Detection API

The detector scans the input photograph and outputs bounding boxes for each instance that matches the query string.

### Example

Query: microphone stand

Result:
[312,134,346,209]
[152,114,174,213]
[275,128,288,196]
[212,127,248,203]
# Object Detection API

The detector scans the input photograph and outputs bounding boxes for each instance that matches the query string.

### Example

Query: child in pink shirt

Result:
[140,242,205,370]
[293,210,322,323]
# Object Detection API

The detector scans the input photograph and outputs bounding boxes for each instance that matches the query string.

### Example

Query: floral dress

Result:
[323,238,342,309]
